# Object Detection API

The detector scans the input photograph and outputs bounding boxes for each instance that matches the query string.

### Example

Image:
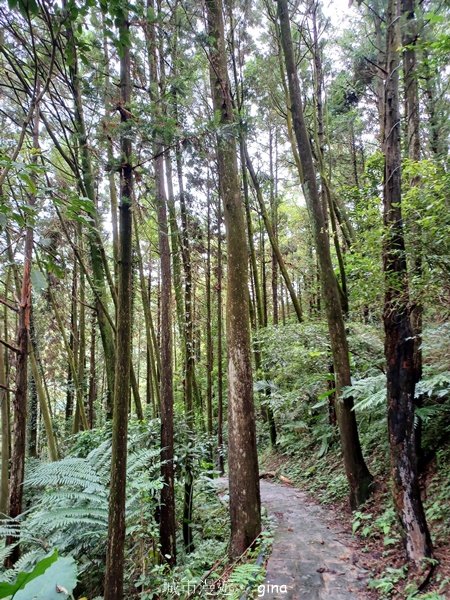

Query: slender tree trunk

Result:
[206,180,213,436]
[47,286,88,431]
[269,128,279,325]
[260,225,268,327]
[64,6,116,417]
[165,155,185,341]
[422,48,446,159]
[180,145,196,549]
[217,195,225,476]
[277,0,373,508]
[73,261,86,434]
[134,214,160,412]
[0,336,9,515]
[6,101,40,564]
[245,145,303,323]
[29,336,58,460]
[175,148,196,430]
[383,0,432,565]
[145,0,176,565]
[240,137,264,329]
[104,10,133,598]
[206,0,261,557]
[88,312,96,428]
[66,258,77,423]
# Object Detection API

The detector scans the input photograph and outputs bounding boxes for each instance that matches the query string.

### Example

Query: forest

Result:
[0,0,448,597]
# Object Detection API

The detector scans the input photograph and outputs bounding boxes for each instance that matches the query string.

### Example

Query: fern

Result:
[343,374,386,412]
[0,423,162,591]
[25,457,105,493]
[416,370,450,399]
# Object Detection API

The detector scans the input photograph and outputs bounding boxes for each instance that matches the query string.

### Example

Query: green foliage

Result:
[368,565,408,598]
[0,551,58,598]
[344,374,386,411]
[352,507,399,546]
[0,550,77,600]
[0,422,162,597]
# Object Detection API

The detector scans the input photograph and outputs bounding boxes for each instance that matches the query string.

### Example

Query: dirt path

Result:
[259,479,368,600]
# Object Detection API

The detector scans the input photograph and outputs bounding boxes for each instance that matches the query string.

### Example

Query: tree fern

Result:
[0,423,162,591]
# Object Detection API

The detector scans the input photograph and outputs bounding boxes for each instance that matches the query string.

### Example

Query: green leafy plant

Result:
[368,565,408,598]
[0,550,77,600]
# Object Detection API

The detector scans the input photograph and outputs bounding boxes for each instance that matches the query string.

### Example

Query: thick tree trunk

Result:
[206,0,261,557]
[383,0,432,566]
[27,373,38,459]
[156,156,176,564]
[101,12,120,289]
[277,0,373,508]
[6,245,29,564]
[104,11,133,598]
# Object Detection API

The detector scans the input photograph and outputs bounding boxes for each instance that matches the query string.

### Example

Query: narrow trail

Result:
[259,479,368,599]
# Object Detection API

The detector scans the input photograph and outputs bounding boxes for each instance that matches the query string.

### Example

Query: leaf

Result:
[13,556,77,599]
[18,172,37,195]
[31,269,47,295]
[0,550,58,598]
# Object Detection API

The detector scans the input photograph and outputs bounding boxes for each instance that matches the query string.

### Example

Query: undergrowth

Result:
[257,320,450,599]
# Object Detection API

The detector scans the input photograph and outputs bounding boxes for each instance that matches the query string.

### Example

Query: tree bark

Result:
[6,100,41,564]
[382,0,432,565]
[104,9,134,598]
[217,194,225,476]
[206,0,261,557]
[63,5,116,417]
[401,0,423,464]
[88,311,96,428]
[0,297,10,515]
[145,0,177,566]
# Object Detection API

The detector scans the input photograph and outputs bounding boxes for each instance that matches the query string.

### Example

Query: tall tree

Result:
[104,8,134,598]
[145,0,177,566]
[6,99,40,565]
[382,0,432,565]
[401,0,423,462]
[206,0,261,557]
[277,0,373,508]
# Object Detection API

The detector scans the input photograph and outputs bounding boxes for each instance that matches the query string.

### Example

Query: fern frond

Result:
[25,458,104,493]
